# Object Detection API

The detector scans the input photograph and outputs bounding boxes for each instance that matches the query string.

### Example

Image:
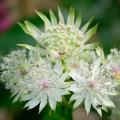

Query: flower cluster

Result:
[0,8,120,116]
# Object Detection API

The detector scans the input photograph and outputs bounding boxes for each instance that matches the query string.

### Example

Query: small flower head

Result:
[107,49,120,82]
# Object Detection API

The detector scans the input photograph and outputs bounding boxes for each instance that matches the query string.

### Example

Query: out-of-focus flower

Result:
[106,49,120,82]
[0,0,12,32]
[69,58,118,116]
[0,49,40,102]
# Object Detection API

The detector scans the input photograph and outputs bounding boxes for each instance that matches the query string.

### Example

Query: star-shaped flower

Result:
[69,58,118,116]
[20,60,70,112]
[19,7,98,60]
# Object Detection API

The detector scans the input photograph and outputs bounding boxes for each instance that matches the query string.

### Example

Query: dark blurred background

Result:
[0,0,120,120]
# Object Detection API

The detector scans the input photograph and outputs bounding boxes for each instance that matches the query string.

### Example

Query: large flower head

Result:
[19,60,70,112]
[19,7,98,60]
[69,58,118,116]
[0,50,70,112]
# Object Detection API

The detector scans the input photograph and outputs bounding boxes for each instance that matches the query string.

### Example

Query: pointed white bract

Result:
[0,7,119,116]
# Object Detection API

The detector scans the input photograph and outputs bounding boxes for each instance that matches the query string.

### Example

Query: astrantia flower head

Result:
[106,49,120,82]
[19,7,98,60]
[0,49,28,89]
[69,58,118,116]
[0,49,40,102]
[21,60,70,112]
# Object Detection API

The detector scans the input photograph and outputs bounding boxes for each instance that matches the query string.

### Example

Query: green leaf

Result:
[67,7,75,25]
[49,10,57,25]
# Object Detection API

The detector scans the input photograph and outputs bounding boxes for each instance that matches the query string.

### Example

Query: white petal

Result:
[84,92,91,114]
[69,83,78,92]
[54,60,63,75]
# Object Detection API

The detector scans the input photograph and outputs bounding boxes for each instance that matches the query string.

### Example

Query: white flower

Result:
[106,49,120,81]
[69,58,118,116]
[0,49,28,89]
[19,60,70,112]
[0,49,70,112]
[19,7,98,60]
[0,49,41,102]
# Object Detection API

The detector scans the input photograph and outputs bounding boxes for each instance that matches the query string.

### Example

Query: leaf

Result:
[67,7,75,25]
[49,10,57,25]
